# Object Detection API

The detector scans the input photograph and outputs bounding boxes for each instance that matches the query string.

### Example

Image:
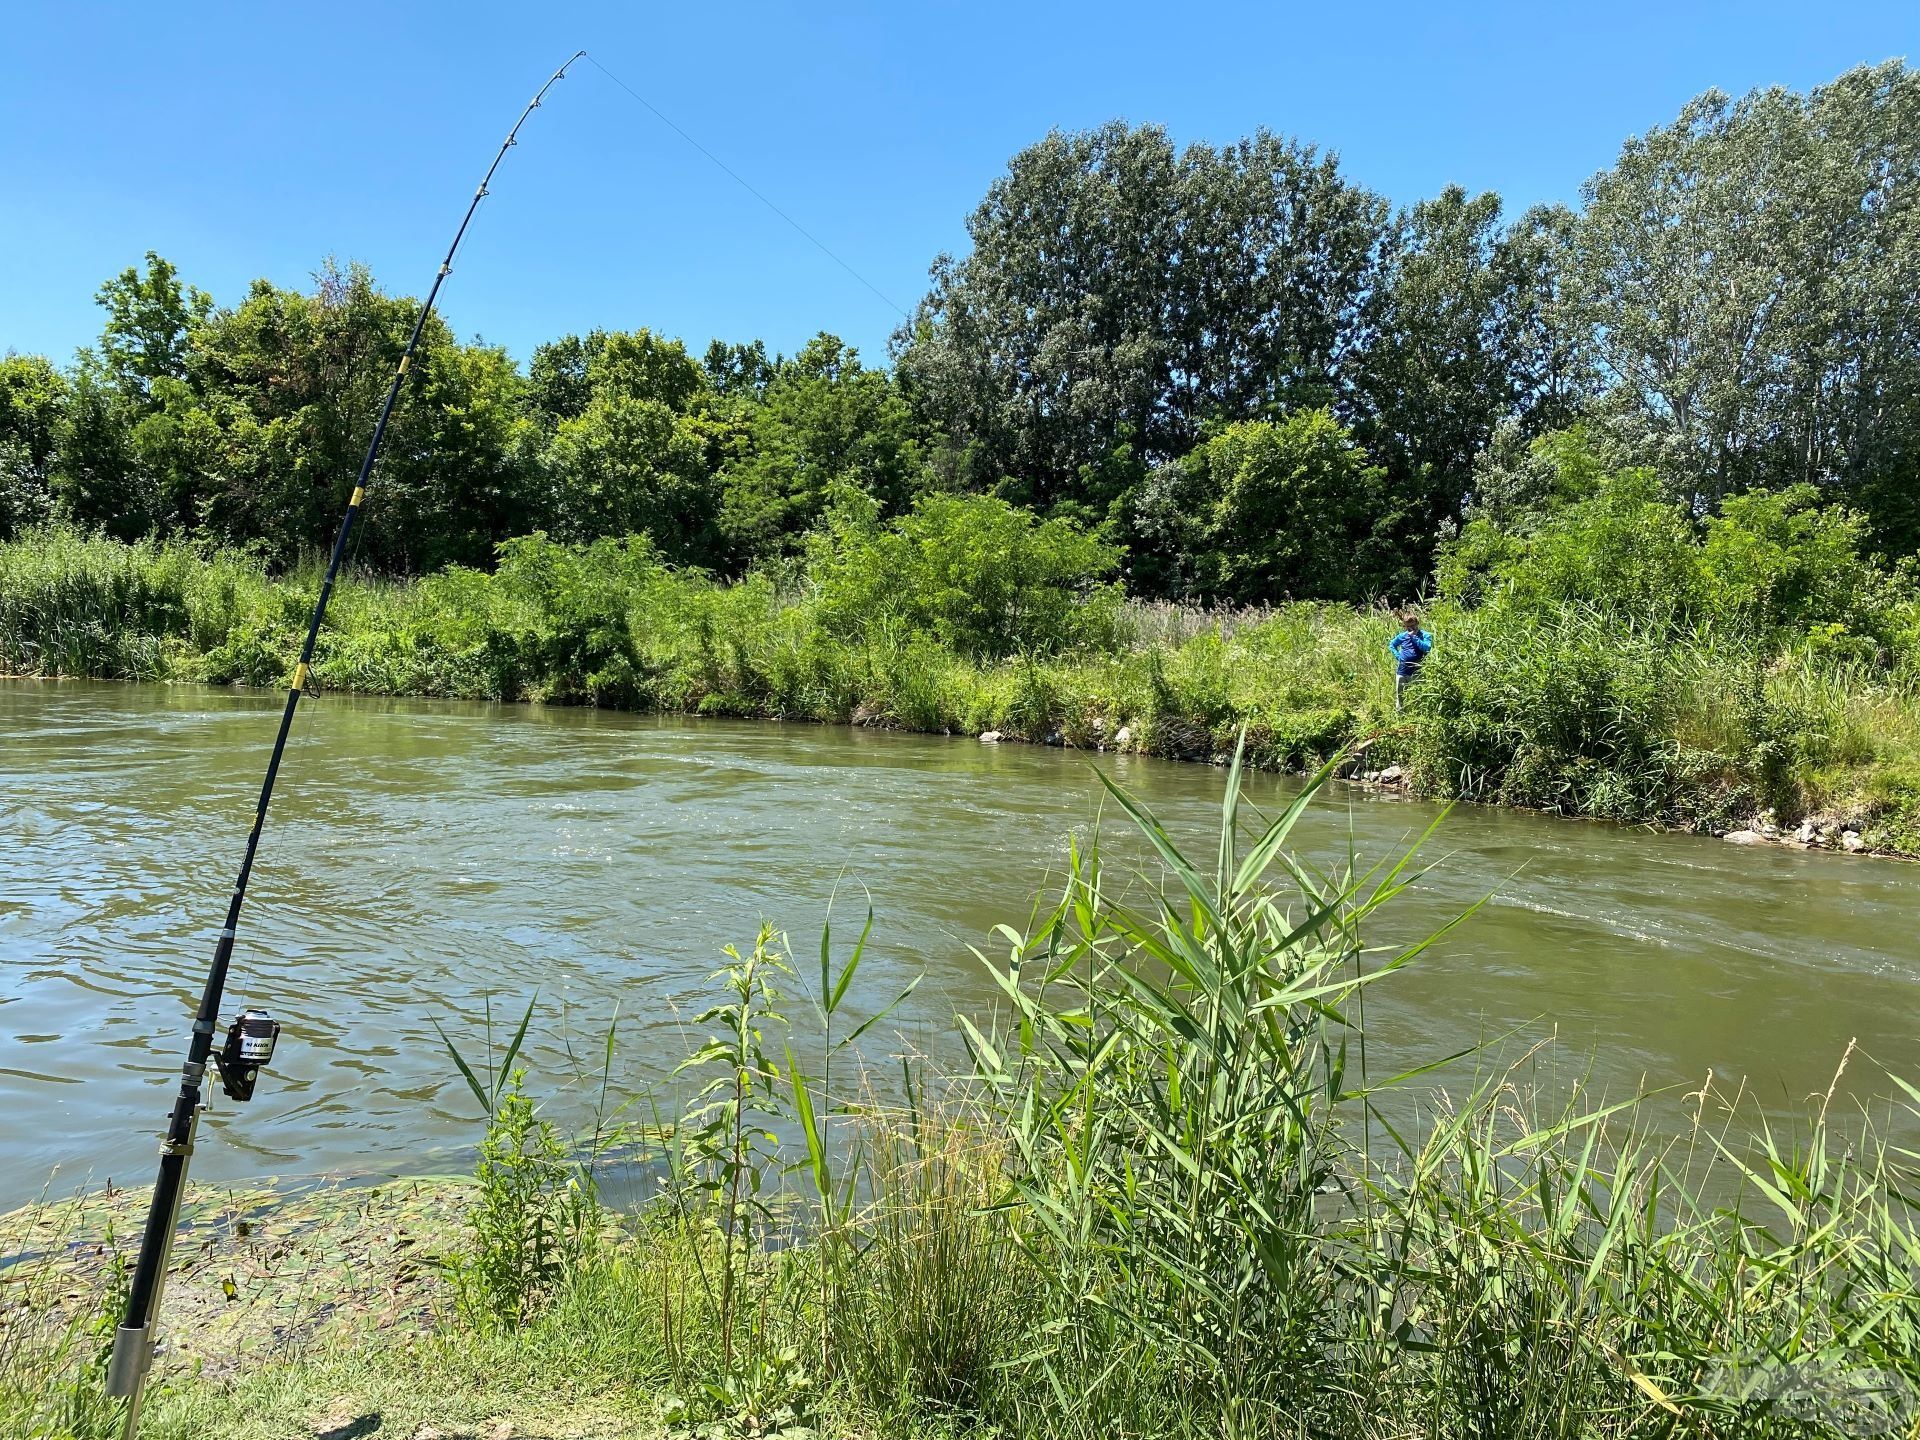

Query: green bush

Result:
[1703,484,1904,645]
[1409,606,1726,824]
[1129,410,1393,603]
[486,532,661,706]
[810,492,1122,660]
[1443,433,1917,653]
[1443,467,1702,626]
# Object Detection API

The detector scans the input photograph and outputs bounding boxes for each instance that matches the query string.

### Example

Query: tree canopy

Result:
[6,62,1918,600]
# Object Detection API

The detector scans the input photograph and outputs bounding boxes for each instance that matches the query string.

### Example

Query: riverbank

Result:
[12,1073,1913,1440]
[8,759,1918,1438]
[4,525,1919,856]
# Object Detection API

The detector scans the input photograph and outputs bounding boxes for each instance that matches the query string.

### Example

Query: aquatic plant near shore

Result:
[0,1197,127,1440]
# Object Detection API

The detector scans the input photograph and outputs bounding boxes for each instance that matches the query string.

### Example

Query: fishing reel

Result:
[213,1009,280,1102]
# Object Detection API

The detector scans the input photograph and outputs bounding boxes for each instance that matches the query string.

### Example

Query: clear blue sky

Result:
[3,1,1914,372]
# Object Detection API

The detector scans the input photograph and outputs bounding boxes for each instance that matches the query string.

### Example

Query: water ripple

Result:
[4,679,1917,1209]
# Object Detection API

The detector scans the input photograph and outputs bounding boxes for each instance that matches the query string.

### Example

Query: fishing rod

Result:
[104,50,588,1440]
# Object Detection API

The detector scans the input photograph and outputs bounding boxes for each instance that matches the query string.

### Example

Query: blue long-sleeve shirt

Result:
[1389,628,1433,677]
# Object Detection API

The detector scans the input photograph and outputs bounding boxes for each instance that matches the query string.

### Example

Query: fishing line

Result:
[103,50,589,1440]
[584,53,910,319]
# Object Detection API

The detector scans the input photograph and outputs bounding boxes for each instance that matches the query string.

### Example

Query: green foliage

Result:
[667,926,794,1375]
[0,526,199,679]
[965,749,1428,1430]
[1703,484,1904,643]
[92,250,209,397]
[48,367,152,541]
[716,334,923,567]
[544,330,726,564]
[0,355,67,538]
[10,62,1920,597]
[831,1117,1029,1420]
[5,516,1919,849]
[434,996,616,1335]
[1445,431,1917,654]
[896,121,1387,509]
[1569,62,1920,540]
[1129,410,1392,602]
[1445,465,1699,623]
[0,1204,129,1440]
[811,492,1122,659]
[447,1073,595,1329]
[1443,426,1912,652]
[1349,189,1588,587]
[1408,606,1721,823]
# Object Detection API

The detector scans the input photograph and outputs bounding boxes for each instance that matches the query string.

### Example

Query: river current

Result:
[3,679,1916,1209]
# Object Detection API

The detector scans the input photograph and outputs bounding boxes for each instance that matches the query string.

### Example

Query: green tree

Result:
[1568,62,1920,538]
[185,260,538,568]
[1350,188,1525,572]
[527,331,606,430]
[383,343,539,571]
[1128,411,1392,603]
[49,368,149,539]
[810,492,1120,659]
[702,338,776,399]
[1497,204,1594,437]
[94,251,210,398]
[1443,438,1910,649]
[0,355,67,537]
[1702,484,1902,639]
[896,123,1387,511]
[717,334,923,565]
[43,253,212,537]
[541,330,728,561]
[1462,423,1635,537]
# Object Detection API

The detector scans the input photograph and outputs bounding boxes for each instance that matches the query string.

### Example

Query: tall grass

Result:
[651,752,1918,1437]
[0,1198,125,1440]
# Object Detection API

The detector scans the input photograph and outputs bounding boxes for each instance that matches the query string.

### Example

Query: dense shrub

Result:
[1702,484,1907,646]
[1444,434,1918,663]
[810,492,1122,660]
[0,527,198,679]
[1127,411,1392,603]
[1408,606,1733,824]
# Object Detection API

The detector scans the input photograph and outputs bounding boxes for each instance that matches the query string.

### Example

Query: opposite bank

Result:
[4,524,1918,856]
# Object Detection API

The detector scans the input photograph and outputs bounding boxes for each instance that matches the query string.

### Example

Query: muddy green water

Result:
[3,679,1917,1209]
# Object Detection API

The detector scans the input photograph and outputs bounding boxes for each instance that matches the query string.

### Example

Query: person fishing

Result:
[1389,609,1433,710]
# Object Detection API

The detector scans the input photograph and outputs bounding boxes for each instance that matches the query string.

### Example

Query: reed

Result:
[0,1196,126,1440]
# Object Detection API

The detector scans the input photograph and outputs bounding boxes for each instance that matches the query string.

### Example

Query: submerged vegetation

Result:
[7,758,1918,1437]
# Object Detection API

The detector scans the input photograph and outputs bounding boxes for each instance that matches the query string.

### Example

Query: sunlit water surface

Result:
[3,680,1916,1209]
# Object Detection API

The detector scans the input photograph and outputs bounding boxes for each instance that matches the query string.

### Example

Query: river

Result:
[3,679,1916,1210]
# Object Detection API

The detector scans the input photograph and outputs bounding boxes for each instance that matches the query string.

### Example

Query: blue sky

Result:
[2,2,1914,371]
